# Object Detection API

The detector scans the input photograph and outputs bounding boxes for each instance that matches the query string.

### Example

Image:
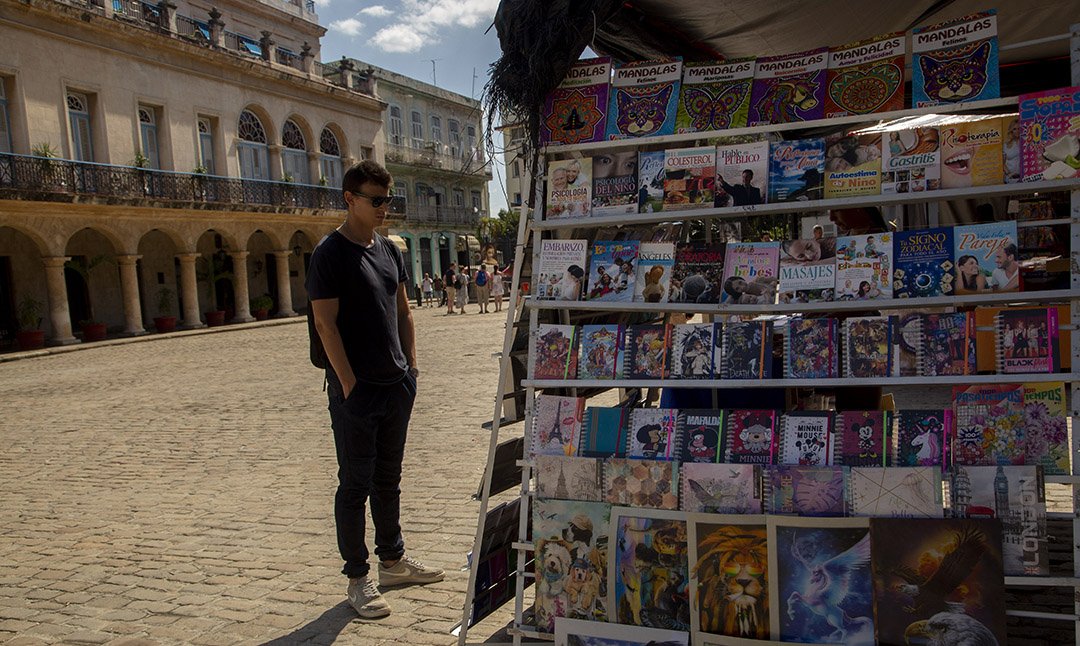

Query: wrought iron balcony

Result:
[401,204,483,227]
[384,142,490,177]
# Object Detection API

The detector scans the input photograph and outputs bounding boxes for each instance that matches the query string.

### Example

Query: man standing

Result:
[717,169,763,206]
[421,273,434,307]
[443,262,458,315]
[475,265,490,313]
[307,160,443,619]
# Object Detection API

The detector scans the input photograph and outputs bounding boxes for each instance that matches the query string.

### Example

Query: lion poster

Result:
[687,514,769,640]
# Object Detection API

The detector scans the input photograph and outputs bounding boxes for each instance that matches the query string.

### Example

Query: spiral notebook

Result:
[918,312,976,376]
[579,406,630,458]
[843,316,895,378]
[848,466,943,518]
[533,455,603,502]
[777,412,834,466]
[533,324,578,380]
[764,465,847,517]
[1022,382,1069,475]
[602,458,679,509]
[578,323,624,379]
[722,409,778,464]
[721,320,774,379]
[834,411,889,467]
[669,322,720,379]
[893,409,950,467]
[530,395,586,457]
[997,307,1061,374]
[951,384,1025,465]
[676,409,724,463]
[623,324,671,379]
[784,318,838,378]
[627,408,680,460]
[679,463,762,513]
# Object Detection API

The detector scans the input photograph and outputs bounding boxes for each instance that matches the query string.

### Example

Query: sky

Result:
[313,0,512,215]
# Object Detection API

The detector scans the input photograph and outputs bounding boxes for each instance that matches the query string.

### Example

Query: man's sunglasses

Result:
[348,191,393,208]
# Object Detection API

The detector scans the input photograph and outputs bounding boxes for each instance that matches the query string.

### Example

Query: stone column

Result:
[430,235,441,277]
[267,144,283,181]
[116,255,147,336]
[259,30,274,63]
[230,251,254,323]
[307,151,321,187]
[208,8,225,48]
[42,256,78,345]
[157,0,177,33]
[177,253,205,329]
[300,42,315,75]
[447,232,458,265]
[337,57,355,90]
[273,250,297,316]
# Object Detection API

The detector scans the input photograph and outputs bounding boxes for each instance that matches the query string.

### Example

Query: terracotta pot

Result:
[204,310,226,327]
[153,316,177,333]
[81,322,107,342]
[253,309,269,321]
[16,329,45,350]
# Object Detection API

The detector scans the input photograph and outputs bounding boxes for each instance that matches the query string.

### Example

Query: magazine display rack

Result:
[458,24,1080,646]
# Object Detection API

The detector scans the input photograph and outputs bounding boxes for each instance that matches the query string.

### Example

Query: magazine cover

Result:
[778,236,836,303]
[912,10,999,107]
[950,465,1048,575]
[778,412,833,466]
[633,242,675,303]
[749,48,828,125]
[881,126,941,194]
[663,146,716,211]
[1023,382,1069,475]
[939,117,1004,189]
[670,322,719,379]
[920,312,976,376]
[627,408,679,460]
[591,150,639,216]
[681,466,761,515]
[553,618,688,646]
[533,324,578,380]
[579,406,628,458]
[534,455,602,502]
[894,409,950,467]
[1019,86,1080,181]
[998,307,1060,373]
[535,239,587,301]
[624,324,670,380]
[676,58,755,133]
[824,132,882,198]
[545,157,592,219]
[836,410,889,467]
[951,384,1025,466]
[585,240,639,302]
[532,499,611,631]
[577,324,622,380]
[835,232,893,300]
[785,318,838,379]
[677,409,723,463]
[765,466,847,517]
[953,221,1019,294]
[723,409,778,465]
[893,227,954,298]
[870,519,1007,646]
[825,32,905,117]
[767,138,825,202]
[843,316,894,378]
[1003,114,1022,183]
[602,460,679,509]
[531,394,585,457]
[687,516,769,639]
[606,58,682,140]
[670,241,725,303]
[610,508,689,628]
[636,150,666,213]
[540,57,611,146]
[715,141,769,207]
[849,467,943,518]
[720,242,780,304]
[722,320,774,380]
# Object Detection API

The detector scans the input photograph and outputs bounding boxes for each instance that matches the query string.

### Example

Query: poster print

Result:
[553,617,688,646]
[532,500,611,631]
[687,514,769,640]
[610,507,690,630]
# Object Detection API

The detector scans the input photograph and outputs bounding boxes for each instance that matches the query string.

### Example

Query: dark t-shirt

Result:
[306,231,409,384]
[443,268,456,288]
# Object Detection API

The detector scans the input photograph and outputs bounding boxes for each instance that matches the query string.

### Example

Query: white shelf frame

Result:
[524,373,1077,389]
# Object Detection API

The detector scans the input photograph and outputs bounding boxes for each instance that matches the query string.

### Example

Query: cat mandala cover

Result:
[824,32,905,118]
[606,58,682,140]
[823,132,882,199]
[893,227,954,298]
[675,58,754,133]
[912,10,999,108]
[748,48,827,126]
[767,138,825,202]
[1018,86,1080,181]
[633,242,675,303]
[881,126,941,194]
[539,57,611,146]
[894,409,950,467]
[715,141,769,208]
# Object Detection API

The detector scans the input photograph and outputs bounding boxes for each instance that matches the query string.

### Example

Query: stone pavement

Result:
[0,303,522,645]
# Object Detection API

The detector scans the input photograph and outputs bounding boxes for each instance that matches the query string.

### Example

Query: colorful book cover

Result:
[663,146,716,211]
[677,410,724,464]
[950,465,1048,575]
[624,324,670,380]
[627,408,679,460]
[849,467,943,518]
[533,323,578,380]
[835,232,893,300]
[1003,114,1022,183]
[531,394,585,457]
[785,318,838,379]
[535,239,587,301]
[1023,382,1069,475]
[633,242,675,303]
[579,406,628,458]
[920,312,976,376]
[1018,86,1080,181]
[894,410,950,467]
[606,58,682,140]
[676,58,754,133]
[611,509,688,628]
[533,455,602,501]
[976,305,1071,373]
[723,409,778,465]
[577,324,622,380]
[585,240,639,302]
[602,459,679,509]
[767,138,825,202]
[689,516,769,639]
[748,48,828,125]
[836,411,889,467]
[870,518,1007,646]
[715,141,769,207]
[545,157,592,219]
[720,242,780,304]
[670,323,719,379]
[765,466,846,516]
[998,307,1060,373]
[912,10,999,108]
[670,241,725,304]
[722,320,774,380]
[844,316,894,378]
[953,221,1019,294]
[892,227,955,298]
[897,309,923,377]
[881,127,941,194]
[531,499,611,630]
[778,412,833,466]
[939,117,1004,189]
[951,384,1025,466]
[591,150,639,216]
[825,32,905,117]
[824,132,882,198]
[778,237,836,303]
[539,57,611,146]
[637,150,666,213]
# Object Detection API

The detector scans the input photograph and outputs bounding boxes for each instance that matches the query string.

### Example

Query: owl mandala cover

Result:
[767,138,825,202]
[723,409,778,465]
[539,57,611,146]
[1019,86,1080,181]
[893,227,954,298]
[912,10,999,108]
[676,58,755,133]
[715,141,769,207]
[785,318,837,379]
[951,384,1025,466]
[606,58,682,140]
[765,466,847,517]
[920,312,975,376]
[836,410,889,467]
[824,32,905,118]
[1023,382,1069,475]
[881,126,941,194]
[749,48,827,126]
[894,409,950,467]
[677,409,723,463]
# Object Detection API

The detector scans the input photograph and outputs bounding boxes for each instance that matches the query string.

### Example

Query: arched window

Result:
[237,110,269,180]
[319,127,343,189]
[281,119,309,183]
[238,110,267,143]
[138,106,160,169]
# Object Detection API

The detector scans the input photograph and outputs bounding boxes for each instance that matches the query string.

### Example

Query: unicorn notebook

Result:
[894,409,950,467]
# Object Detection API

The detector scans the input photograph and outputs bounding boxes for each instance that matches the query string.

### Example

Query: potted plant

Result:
[64,254,113,342]
[30,142,64,191]
[196,252,232,327]
[153,286,177,333]
[250,294,273,320]
[15,297,45,350]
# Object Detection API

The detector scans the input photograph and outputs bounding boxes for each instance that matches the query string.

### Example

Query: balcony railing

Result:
[385,142,488,173]
[402,204,483,227]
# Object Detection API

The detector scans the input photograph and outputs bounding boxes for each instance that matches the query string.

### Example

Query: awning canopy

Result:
[456,235,481,252]
[386,234,409,252]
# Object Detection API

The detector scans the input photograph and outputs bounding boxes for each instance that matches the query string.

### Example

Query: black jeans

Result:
[326,369,416,578]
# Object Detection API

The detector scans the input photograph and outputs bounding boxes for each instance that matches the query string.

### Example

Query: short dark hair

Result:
[1003,243,1017,259]
[342,160,392,196]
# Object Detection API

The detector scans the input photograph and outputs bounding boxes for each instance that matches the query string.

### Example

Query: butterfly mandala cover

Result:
[606,58,682,140]
[824,32,905,118]
[675,59,754,134]
[911,10,999,108]
[540,57,611,146]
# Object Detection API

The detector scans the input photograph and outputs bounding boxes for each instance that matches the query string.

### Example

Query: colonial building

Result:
[498,122,532,212]
[0,0,385,347]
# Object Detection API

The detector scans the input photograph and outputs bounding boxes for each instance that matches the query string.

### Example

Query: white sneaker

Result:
[347,576,390,618]
[379,555,445,587]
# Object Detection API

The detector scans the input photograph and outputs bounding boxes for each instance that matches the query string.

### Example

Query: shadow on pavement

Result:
[259,602,356,645]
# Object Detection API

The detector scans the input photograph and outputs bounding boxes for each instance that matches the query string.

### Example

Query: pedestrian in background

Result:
[475,266,491,313]
[490,265,505,312]
[455,266,469,314]
[421,273,434,307]
[443,262,457,315]
[433,275,445,307]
